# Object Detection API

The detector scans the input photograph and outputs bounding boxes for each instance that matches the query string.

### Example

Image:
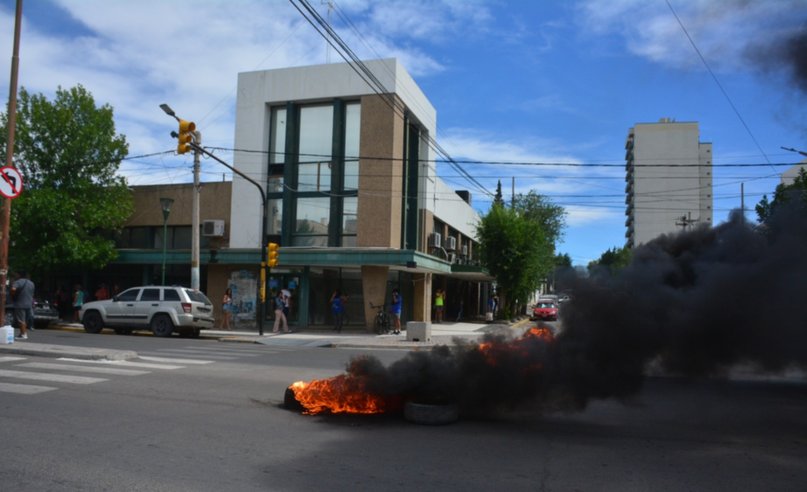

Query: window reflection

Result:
[299,106,333,192]
[295,197,330,234]
[344,103,360,190]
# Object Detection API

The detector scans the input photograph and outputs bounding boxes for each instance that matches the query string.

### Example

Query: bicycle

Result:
[370,302,390,334]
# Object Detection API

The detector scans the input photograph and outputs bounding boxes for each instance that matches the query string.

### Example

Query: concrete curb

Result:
[0,342,138,361]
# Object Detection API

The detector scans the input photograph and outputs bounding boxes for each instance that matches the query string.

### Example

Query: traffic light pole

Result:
[161,104,269,334]
[186,142,268,335]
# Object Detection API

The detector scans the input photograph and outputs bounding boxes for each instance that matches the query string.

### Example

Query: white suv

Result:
[80,286,215,337]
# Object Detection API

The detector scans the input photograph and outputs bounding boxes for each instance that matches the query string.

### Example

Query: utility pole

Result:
[740,182,745,221]
[781,146,807,157]
[675,211,698,231]
[159,104,200,290]
[191,132,201,290]
[0,0,23,327]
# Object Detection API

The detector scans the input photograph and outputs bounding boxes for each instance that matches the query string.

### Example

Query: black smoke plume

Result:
[746,22,807,93]
[299,201,806,416]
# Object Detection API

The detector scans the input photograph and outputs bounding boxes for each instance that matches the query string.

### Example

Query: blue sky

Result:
[2,0,806,265]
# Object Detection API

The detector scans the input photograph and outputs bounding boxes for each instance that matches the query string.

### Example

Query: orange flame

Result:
[288,375,399,415]
[288,326,556,416]
[524,326,555,342]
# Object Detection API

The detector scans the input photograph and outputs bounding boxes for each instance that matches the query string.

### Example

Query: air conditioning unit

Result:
[202,219,225,237]
[445,236,457,251]
[461,244,468,257]
[429,232,442,249]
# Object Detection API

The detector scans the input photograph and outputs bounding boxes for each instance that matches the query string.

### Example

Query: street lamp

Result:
[160,197,174,285]
[160,103,201,290]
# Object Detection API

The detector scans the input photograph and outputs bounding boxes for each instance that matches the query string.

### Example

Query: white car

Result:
[80,286,215,337]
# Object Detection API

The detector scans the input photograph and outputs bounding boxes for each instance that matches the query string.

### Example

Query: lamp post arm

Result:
[189,141,268,335]
[188,142,266,208]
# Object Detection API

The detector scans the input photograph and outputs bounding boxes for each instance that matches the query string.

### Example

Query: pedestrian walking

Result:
[390,288,402,335]
[273,291,289,333]
[221,287,233,330]
[330,290,346,333]
[11,271,35,340]
[72,284,85,322]
[281,288,291,318]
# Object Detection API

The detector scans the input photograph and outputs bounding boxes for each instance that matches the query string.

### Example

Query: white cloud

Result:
[576,0,807,72]
[564,204,621,226]
[1,0,483,187]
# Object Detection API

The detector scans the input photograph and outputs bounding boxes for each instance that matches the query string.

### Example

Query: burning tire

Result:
[403,401,459,425]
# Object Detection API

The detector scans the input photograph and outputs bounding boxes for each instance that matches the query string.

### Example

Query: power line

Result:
[666,0,777,173]
[289,0,493,198]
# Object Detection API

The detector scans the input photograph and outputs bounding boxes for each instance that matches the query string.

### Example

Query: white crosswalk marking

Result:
[1,343,279,396]
[145,351,236,360]
[0,356,27,363]
[19,362,151,376]
[59,358,185,370]
[0,369,107,384]
[0,382,57,394]
[138,356,213,365]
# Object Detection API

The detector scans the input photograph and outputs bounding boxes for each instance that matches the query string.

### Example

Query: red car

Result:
[531,301,558,321]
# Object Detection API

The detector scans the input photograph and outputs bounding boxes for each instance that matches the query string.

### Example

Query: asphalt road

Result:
[1,329,805,491]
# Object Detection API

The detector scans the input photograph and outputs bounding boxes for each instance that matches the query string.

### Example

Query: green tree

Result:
[554,253,572,268]
[513,190,566,246]
[588,245,632,274]
[493,180,505,207]
[756,167,807,224]
[477,192,565,318]
[0,85,132,275]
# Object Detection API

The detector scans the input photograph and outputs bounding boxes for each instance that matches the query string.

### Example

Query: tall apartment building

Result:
[625,119,713,247]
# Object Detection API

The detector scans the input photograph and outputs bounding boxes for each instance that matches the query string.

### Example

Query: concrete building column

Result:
[361,265,389,331]
[410,272,431,323]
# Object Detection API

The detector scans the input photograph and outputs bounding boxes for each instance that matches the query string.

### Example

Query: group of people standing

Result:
[51,282,119,322]
[218,286,294,333]
[328,288,403,334]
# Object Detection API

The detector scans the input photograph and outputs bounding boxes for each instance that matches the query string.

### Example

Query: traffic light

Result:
[267,242,279,267]
[177,118,196,154]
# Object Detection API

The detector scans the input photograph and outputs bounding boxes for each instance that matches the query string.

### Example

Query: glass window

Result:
[343,196,357,235]
[295,197,330,235]
[117,288,140,302]
[268,197,283,236]
[164,289,181,301]
[172,226,191,249]
[298,161,331,192]
[298,106,333,192]
[294,197,330,247]
[270,107,286,164]
[141,288,161,301]
[344,103,360,190]
[126,227,150,249]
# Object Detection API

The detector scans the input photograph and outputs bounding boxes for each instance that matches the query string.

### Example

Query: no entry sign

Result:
[0,166,23,199]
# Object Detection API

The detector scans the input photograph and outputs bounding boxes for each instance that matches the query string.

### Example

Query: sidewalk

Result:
[0,318,534,361]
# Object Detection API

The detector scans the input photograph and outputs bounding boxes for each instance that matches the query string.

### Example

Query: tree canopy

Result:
[756,167,807,226]
[588,245,632,275]
[0,85,132,275]
[476,192,566,318]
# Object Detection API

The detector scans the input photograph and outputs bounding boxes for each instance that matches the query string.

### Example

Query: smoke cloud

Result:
[309,201,807,417]
[745,23,807,93]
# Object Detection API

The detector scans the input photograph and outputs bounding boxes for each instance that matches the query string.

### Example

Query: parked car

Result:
[80,286,215,337]
[4,298,60,329]
[531,300,559,321]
